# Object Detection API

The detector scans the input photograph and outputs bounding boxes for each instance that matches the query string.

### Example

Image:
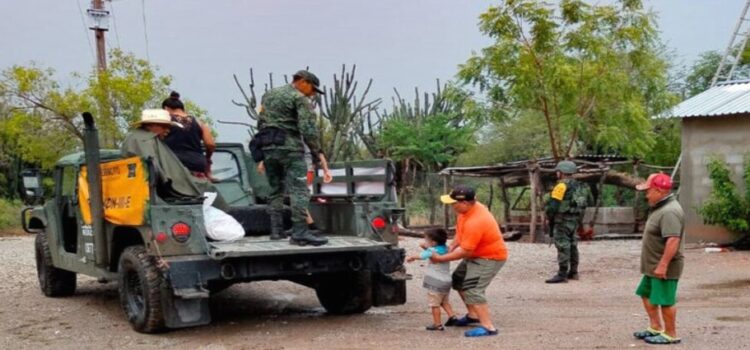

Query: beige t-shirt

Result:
[641,195,685,279]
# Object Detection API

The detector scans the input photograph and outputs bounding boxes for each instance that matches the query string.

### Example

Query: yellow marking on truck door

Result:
[79,156,149,226]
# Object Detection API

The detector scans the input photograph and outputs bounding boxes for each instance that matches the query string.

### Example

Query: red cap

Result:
[636,173,672,191]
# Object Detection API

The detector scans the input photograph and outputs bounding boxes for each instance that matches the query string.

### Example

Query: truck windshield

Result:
[212,151,241,184]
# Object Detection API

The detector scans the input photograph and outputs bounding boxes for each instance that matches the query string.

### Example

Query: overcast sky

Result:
[0,0,742,142]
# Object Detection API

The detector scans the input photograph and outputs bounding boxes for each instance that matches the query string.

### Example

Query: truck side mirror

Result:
[20,169,44,205]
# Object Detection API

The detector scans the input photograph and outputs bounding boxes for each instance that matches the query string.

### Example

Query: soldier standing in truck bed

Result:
[254,70,332,246]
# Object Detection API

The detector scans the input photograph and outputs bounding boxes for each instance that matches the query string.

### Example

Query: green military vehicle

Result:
[21,113,407,333]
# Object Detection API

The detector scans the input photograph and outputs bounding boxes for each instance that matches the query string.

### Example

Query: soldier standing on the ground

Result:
[255,70,331,246]
[544,160,588,284]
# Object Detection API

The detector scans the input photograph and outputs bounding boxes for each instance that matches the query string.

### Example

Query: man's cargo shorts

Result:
[452,258,505,305]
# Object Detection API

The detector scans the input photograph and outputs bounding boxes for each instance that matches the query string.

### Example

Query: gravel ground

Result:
[1,235,749,350]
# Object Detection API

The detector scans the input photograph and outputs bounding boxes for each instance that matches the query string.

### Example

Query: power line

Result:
[75,0,96,62]
[141,0,150,60]
[109,0,122,50]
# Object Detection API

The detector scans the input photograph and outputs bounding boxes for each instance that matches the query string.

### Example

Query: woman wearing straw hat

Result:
[122,109,226,209]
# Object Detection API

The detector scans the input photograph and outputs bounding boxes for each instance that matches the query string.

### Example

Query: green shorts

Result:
[452,258,505,305]
[635,275,679,306]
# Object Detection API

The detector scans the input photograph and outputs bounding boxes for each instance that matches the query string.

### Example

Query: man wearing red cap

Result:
[633,173,684,345]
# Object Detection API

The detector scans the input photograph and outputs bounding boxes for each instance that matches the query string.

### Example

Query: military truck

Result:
[21,113,407,333]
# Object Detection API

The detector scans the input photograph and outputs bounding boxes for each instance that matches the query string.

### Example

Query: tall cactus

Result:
[318,64,380,162]
[232,64,380,162]
[231,68,290,136]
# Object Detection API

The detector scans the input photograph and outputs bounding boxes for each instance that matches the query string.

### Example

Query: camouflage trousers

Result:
[553,218,580,274]
[264,149,309,225]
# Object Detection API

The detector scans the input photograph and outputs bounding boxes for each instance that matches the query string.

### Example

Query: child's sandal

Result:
[426,324,445,331]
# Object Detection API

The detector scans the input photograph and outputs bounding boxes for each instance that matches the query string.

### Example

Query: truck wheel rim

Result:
[124,270,145,315]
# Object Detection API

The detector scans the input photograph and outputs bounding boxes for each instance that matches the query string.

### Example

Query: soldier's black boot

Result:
[269,210,286,240]
[289,223,328,246]
[545,274,568,284]
[284,223,322,237]
[567,264,579,280]
[545,264,568,284]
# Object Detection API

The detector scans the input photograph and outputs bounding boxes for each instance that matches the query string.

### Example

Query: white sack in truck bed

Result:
[203,192,244,241]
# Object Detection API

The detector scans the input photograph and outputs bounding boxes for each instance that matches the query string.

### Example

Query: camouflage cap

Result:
[293,70,325,95]
[555,160,577,175]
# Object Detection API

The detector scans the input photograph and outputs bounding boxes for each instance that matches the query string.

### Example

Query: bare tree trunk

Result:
[540,97,560,159]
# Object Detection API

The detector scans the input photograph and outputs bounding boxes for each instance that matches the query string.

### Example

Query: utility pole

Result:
[87,0,110,72]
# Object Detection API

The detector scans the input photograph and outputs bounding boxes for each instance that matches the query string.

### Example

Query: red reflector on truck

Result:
[155,232,168,243]
[371,217,387,230]
[171,222,191,243]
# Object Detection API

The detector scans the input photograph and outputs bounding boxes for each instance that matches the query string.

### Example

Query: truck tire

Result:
[118,246,166,333]
[315,271,373,314]
[206,280,234,295]
[35,231,76,297]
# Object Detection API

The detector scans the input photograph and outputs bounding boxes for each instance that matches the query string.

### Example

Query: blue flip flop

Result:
[465,326,499,337]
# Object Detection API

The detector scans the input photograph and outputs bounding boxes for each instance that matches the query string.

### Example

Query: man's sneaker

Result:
[545,274,568,284]
[449,315,480,327]
[426,324,445,331]
[444,316,460,327]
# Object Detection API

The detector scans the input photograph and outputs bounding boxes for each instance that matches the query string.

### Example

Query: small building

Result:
[669,80,750,243]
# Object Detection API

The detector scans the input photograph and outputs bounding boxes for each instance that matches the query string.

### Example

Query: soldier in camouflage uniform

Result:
[255,70,331,246]
[544,160,588,283]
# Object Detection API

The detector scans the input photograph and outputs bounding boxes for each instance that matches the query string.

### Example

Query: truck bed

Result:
[207,235,390,259]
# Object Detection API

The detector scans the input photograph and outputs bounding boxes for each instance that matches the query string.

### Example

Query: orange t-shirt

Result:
[455,202,508,261]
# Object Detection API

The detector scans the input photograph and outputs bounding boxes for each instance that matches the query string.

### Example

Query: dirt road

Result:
[1,235,749,349]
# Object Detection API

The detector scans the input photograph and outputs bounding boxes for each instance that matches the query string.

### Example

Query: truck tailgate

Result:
[207,236,390,259]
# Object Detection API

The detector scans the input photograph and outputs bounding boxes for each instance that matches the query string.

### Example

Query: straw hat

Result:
[133,109,182,128]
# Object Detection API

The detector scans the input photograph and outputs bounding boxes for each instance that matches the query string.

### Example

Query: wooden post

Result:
[529,165,538,243]
[487,182,494,211]
[92,0,107,72]
[443,174,451,229]
[499,177,511,224]
[588,169,608,233]
[427,174,436,225]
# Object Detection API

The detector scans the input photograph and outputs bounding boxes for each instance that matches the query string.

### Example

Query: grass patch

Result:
[0,198,25,236]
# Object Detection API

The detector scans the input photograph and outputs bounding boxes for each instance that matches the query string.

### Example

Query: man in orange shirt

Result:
[431,185,508,337]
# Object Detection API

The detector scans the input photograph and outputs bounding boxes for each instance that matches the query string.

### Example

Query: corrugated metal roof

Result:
[668,80,750,118]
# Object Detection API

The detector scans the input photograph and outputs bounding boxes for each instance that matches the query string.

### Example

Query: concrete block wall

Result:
[679,116,749,243]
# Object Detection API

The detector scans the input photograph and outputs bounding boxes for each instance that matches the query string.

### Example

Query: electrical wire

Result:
[141,0,150,60]
[75,0,96,62]
[108,0,122,50]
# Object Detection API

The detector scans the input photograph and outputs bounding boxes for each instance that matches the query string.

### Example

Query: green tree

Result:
[377,83,480,172]
[700,157,750,234]
[375,83,479,224]
[0,49,208,171]
[682,51,723,99]
[458,0,677,159]
[680,49,750,99]
[457,111,551,165]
